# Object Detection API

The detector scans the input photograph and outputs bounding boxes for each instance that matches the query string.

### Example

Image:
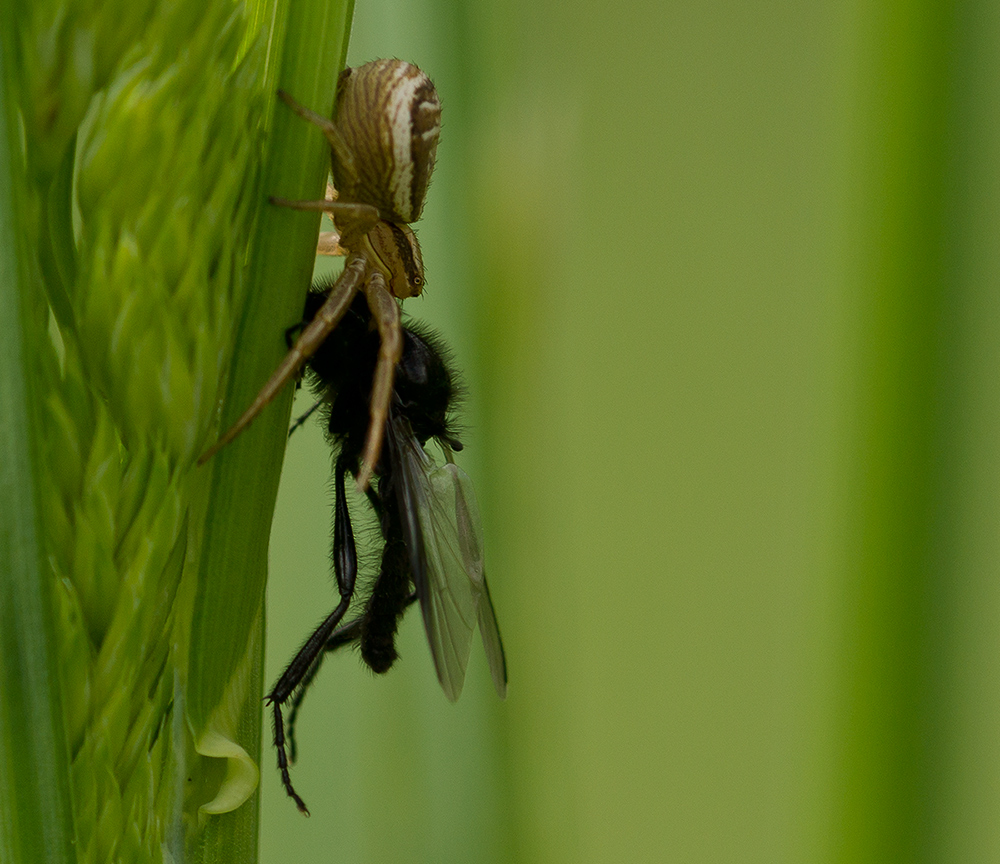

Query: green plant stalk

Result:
[835,0,959,860]
[0,8,77,861]
[0,0,354,860]
[188,0,354,857]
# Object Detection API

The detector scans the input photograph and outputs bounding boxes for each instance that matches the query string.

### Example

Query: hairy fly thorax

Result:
[330,59,441,225]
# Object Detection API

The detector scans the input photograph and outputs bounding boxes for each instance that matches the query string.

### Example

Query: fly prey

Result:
[268,283,508,814]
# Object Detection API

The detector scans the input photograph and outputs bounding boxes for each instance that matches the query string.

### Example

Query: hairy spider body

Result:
[266,288,507,814]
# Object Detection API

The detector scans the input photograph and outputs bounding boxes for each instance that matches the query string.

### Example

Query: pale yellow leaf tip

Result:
[197,729,260,816]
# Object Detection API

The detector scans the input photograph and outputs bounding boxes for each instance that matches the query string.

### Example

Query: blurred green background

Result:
[261,1,1000,862]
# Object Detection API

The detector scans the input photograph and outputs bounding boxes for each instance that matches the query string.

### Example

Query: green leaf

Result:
[186,0,355,856]
[0,8,76,862]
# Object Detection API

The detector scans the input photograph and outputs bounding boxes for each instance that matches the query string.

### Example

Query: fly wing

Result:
[395,433,475,701]
[392,423,506,701]
[450,462,508,699]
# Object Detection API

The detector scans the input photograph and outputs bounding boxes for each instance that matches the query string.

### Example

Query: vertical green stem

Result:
[0,9,76,863]
[837,1,955,859]
[188,0,354,856]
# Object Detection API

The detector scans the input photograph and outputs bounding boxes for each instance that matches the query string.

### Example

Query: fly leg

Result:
[285,323,319,438]
[288,399,324,438]
[265,455,359,814]
[286,616,361,764]
[285,591,418,763]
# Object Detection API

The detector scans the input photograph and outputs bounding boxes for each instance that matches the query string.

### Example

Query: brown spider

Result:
[199,59,441,489]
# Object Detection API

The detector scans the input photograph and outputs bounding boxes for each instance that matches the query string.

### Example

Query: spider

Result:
[199,59,441,489]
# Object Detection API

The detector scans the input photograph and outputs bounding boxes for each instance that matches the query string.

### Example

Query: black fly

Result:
[266,279,508,814]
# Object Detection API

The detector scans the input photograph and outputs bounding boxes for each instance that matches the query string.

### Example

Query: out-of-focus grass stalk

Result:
[836,0,998,859]
[0,0,352,861]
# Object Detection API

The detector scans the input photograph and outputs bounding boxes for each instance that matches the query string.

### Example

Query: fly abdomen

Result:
[360,536,411,673]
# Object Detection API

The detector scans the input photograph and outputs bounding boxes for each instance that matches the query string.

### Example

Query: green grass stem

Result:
[0,0,354,860]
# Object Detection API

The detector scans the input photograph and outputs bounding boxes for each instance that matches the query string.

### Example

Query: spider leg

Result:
[268,196,378,221]
[275,179,346,256]
[269,197,381,247]
[198,255,368,465]
[277,89,357,183]
[317,230,345,256]
[356,269,402,490]
[266,456,359,814]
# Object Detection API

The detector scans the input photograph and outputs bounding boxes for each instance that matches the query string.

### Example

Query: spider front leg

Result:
[198,253,369,464]
[356,269,402,490]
